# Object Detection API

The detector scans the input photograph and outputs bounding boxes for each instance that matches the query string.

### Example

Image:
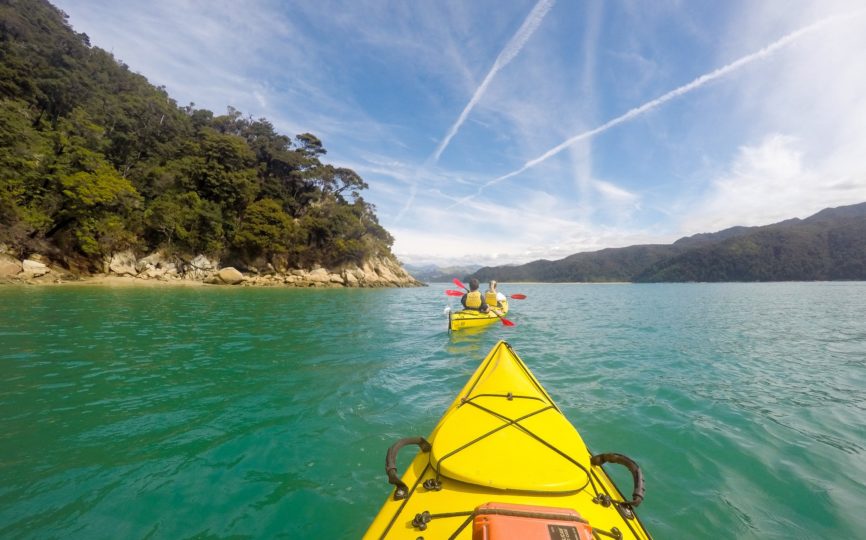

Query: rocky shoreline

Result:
[0,249,423,288]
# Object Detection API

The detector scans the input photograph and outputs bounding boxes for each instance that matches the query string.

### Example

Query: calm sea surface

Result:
[1,282,865,538]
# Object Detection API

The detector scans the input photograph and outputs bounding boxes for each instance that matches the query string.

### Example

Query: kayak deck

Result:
[363,341,652,539]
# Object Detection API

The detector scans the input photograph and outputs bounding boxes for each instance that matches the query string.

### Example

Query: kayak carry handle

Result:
[385,437,431,500]
[590,452,645,508]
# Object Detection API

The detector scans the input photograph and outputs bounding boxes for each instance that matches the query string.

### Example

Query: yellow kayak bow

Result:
[364,341,652,539]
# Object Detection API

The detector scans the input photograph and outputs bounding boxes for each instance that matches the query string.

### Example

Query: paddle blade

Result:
[510,294,527,300]
[453,278,467,290]
[490,310,515,327]
[445,289,464,297]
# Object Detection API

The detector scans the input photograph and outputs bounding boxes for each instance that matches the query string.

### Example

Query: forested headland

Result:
[1,0,418,286]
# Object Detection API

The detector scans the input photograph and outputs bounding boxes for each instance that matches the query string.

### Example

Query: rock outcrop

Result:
[237,256,422,287]
[22,259,50,278]
[204,267,244,285]
[0,254,23,278]
[0,250,423,288]
[107,251,137,276]
[0,252,76,283]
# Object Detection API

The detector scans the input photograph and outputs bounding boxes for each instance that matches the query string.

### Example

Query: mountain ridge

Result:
[402,263,481,283]
[469,202,866,283]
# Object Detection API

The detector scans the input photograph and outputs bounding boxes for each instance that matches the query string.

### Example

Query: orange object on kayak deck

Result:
[472,503,594,540]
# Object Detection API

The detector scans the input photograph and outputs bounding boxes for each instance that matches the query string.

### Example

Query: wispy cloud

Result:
[428,0,556,164]
[593,179,639,205]
[449,8,866,209]
[391,0,556,223]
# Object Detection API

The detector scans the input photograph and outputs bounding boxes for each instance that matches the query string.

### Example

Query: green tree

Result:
[0,98,53,243]
[144,191,199,249]
[49,147,141,256]
[232,198,298,262]
[188,128,257,215]
[143,191,225,255]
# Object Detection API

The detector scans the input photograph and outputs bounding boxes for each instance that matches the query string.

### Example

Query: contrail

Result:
[429,0,555,164]
[394,0,555,223]
[448,9,864,209]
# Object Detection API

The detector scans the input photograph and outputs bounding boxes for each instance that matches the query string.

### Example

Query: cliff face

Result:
[0,247,422,287]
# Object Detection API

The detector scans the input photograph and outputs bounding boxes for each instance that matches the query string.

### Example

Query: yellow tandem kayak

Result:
[447,300,509,332]
[363,341,652,539]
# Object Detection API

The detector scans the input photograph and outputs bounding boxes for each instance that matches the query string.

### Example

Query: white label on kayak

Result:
[547,524,581,540]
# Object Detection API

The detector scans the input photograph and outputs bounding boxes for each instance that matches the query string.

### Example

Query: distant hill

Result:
[403,263,481,283]
[470,202,866,283]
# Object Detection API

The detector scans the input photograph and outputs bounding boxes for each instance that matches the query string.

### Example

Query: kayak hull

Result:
[448,300,509,331]
[363,341,652,539]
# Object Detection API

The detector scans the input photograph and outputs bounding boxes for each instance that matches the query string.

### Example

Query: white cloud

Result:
[681,134,866,233]
[393,188,665,267]
[393,219,670,267]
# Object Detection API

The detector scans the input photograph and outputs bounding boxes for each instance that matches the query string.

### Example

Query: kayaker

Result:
[461,278,489,312]
[485,280,506,308]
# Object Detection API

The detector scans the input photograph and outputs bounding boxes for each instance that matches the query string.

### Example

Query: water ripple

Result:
[1,283,865,538]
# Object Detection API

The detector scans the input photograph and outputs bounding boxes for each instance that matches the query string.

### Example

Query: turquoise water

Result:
[1,282,865,538]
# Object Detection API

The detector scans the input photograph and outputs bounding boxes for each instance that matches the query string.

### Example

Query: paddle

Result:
[453,279,526,300]
[492,310,515,327]
[447,289,527,300]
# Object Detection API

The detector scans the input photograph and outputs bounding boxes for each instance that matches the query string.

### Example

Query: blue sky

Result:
[52,0,866,267]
